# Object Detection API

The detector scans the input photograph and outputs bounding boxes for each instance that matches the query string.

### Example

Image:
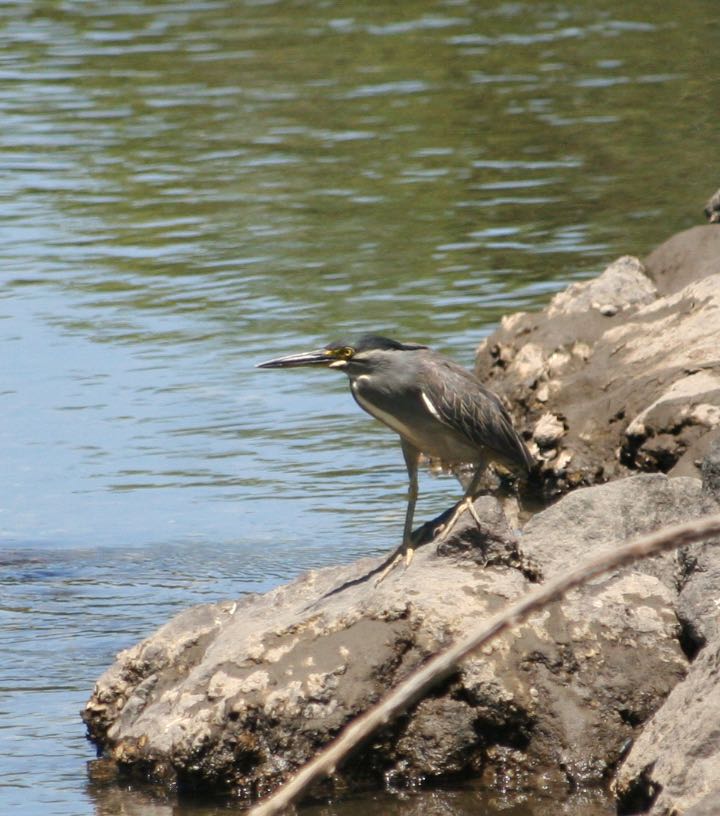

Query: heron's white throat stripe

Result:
[421,391,442,421]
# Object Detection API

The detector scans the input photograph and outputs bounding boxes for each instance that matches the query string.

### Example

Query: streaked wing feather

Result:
[429,359,533,471]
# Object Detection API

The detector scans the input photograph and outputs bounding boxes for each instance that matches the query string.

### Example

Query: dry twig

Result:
[248,512,720,816]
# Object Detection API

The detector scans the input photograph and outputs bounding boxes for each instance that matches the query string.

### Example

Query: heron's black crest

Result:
[326,334,428,354]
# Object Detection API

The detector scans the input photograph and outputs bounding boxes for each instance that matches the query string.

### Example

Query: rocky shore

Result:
[475,226,720,497]
[83,226,720,814]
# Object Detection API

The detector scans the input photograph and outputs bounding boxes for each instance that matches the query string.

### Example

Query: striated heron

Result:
[257,335,534,578]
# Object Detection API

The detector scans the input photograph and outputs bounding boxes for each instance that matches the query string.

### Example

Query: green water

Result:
[1,1,717,814]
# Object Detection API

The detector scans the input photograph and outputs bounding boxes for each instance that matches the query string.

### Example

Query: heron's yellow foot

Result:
[435,496,480,542]
[374,552,403,586]
[466,498,482,527]
[374,540,415,586]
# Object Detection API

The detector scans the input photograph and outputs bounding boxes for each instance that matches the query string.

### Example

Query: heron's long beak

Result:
[256,348,332,369]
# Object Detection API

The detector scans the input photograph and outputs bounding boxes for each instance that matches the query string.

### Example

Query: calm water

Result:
[0,1,716,814]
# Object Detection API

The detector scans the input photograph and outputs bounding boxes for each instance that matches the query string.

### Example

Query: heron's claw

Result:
[374,540,415,585]
[435,496,480,543]
[374,552,404,586]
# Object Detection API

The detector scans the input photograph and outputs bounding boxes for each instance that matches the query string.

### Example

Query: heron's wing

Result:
[425,358,534,472]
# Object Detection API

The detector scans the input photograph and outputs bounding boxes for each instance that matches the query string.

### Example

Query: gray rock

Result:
[532,412,566,450]
[644,225,720,295]
[611,441,720,815]
[704,188,720,224]
[83,476,690,803]
[615,637,720,816]
[521,471,720,656]
[545,255,657,317]
[676,536,720,651]
[392,697,480,777]
[520,473,708,586]
[671,443,720,651]
[685,792,720,816]
[433,495,520,568]
[702,433,720,499]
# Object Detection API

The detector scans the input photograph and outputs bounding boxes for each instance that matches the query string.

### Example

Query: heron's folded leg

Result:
[435,464,485,543]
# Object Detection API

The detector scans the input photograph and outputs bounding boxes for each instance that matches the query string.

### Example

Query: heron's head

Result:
[256,334,428,374]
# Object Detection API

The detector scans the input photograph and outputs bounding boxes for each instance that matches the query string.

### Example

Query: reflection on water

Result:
[0,0,714,814]
[86,771,615,816]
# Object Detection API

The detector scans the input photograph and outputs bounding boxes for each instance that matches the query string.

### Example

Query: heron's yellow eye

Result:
[338,346,354,359]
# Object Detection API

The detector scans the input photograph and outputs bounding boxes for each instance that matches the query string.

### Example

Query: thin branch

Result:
[248,512,720,816]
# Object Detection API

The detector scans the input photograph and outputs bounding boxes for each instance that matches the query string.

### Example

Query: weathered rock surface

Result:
[685,794,720,816]
[82,469,717,804]
[704,188,720,225]
[521,473,715,586]
[474,227,720,496]
[612,440,720,816]
[678,439,720,650]
[615,638,720,816]
[646,224,720,294]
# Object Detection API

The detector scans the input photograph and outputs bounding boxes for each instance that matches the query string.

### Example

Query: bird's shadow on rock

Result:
[304,511,452,609]
[305,493,527,610]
